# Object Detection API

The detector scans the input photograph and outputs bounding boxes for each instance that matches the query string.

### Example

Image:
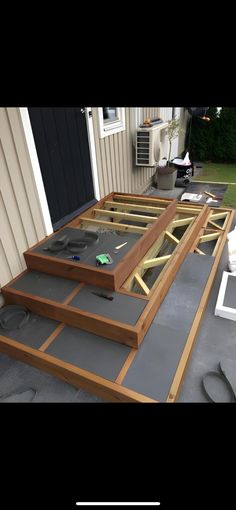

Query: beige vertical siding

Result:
[0,108,47,288]
[92,107,162,197]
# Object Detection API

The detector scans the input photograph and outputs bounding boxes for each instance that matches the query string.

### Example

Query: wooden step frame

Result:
[2,197,222,349]
[23,192,178,291]
[0,205,234,403]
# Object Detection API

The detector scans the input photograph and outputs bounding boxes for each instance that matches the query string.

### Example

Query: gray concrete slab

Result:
[69,285,146,325]
[10,271,79,302]
[45,325,131,381]
[122,322,186,401]
[223,274,236,308]
[0,313,59,349]
[33,227,141,271]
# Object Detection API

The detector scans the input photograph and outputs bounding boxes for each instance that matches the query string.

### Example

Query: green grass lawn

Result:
[193,163,236,208]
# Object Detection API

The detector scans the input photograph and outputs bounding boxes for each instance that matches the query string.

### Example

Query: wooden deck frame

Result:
[0,196,234,401]
[24,192,177,291]
[0,206,234,403]
[3,202,210,348]
[122,210,198,294]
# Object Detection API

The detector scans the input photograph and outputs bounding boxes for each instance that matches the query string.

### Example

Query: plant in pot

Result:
[156,117,183,189]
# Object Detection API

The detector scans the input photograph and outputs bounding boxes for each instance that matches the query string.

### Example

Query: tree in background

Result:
[185,107,236,162]
[186,107,218,162]
[214,108,236,161]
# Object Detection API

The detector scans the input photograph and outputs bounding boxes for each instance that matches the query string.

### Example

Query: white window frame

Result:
[98,107,126,138]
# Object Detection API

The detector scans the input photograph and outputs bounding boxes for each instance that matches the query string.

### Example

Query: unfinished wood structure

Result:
[0,192,234,402]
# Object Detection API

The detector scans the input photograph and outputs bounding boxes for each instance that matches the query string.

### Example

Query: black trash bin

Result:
[171,158,194,178]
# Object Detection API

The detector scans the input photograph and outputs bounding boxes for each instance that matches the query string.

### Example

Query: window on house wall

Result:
[98,107,126,138]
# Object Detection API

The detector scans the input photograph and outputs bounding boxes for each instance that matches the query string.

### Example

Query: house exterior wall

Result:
[91,107,161,197]
[92,107,187,198]
[0,108,47,288]
[0,106,188,290]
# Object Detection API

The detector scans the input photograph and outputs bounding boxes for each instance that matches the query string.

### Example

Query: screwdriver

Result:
[67,255,81,261]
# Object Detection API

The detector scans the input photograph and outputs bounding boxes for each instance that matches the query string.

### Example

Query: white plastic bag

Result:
[227,226,236,272]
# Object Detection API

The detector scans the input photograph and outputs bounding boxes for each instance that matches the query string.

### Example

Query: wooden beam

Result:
[93,208,157,224]
[39,323,65,352]
[199,232,221,243]
[113,193,171,205]
[79,217,148,234]
[194,247,205,255]
[171,217,195,227]
[209,211,228,221]
[166,208,235,402]
[115,349,138,384]
[123,231,166,291]
[208,219,224,231]
[134,273,150,295]
[176,206,202,214]
[104,200,165,214]
[165,231,180,244]
[0,334,155,402]
[143,255,171,269]
[3,287,139,348]
[135,205,210,344]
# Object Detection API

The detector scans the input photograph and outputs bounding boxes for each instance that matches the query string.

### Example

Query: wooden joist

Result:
[171,217,195,227]
[142,255,171,269]
[208,219,224,230]
[79,217,148,234]
[134,273,150,295]
[165,231,180,244]
[199,232,221,243]
[113,193,171,205]
[93,208,158,224]
[194,247,205,255]
[209,211,228,221]
[104,200,165,214]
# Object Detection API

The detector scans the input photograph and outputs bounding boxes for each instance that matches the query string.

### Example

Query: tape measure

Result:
[96,253,113,266]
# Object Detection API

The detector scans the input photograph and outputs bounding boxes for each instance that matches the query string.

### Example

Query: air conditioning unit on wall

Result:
[135,123,168,167]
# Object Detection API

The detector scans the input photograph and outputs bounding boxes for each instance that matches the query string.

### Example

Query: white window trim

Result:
[98,107,126,138]
[85,108,100,200]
